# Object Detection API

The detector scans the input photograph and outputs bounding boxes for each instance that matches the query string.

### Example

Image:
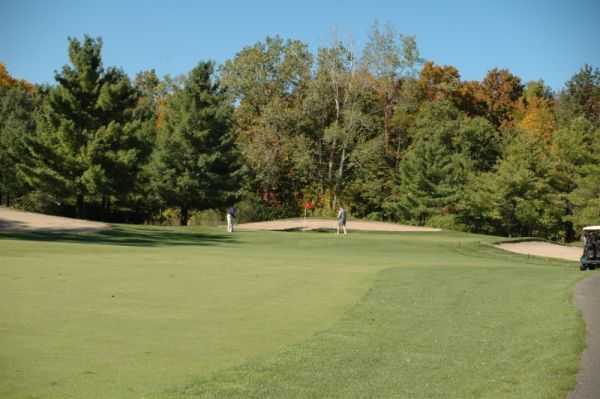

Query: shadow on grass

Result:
[0,225,238,247]
[0,218,28,230]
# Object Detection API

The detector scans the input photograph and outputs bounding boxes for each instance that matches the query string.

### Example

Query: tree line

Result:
[1,23,599,239]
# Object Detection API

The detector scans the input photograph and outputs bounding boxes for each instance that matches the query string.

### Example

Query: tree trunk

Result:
[327,138,336,182]
[105,196,111,222]
[334,143,347,202]
[180,206,189,226]
[318,140,324,197]
[76,194,84,219]
[328,97,341,183]
[383,113,389,154]
[383,94,393,155]
[101,195,107,221]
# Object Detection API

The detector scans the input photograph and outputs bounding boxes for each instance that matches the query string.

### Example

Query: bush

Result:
[149,208,181,226]
[235,194,298,223]
[310,207,337,218]
[426,214,467,231]
[189,209,223,226]
[13,191,66,216]
[365,211,384,221]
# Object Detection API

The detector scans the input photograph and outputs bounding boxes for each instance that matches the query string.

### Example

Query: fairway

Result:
[0,226,587,398]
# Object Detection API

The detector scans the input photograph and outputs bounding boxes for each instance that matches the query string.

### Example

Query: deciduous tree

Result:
[361,21,422,154]
[478,68,524,128]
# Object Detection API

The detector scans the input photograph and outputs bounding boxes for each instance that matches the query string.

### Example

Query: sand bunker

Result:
[237,218,441,232]
[495,241,581,262]
[0,207,110,232]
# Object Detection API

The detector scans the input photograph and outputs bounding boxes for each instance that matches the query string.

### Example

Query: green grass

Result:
[0,225,591,398]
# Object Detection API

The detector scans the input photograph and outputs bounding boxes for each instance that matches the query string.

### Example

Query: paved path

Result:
[0,207,109,232]
[568,274,600,399]
[497,242,600,399]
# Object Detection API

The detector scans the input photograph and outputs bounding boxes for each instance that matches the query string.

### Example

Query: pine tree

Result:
[567,164,600,232]
[557,64,600,128]
[387,136,465,225]
[149,61,240,226]
[21,36,145,218]
[0,83,35,205]
[460,134,565,238]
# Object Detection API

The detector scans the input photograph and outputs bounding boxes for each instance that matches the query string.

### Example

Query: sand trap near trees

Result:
[496,241,581,262]
[0,207,110,232]
[237,218,441,232]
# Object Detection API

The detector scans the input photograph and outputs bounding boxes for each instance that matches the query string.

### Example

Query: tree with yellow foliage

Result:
[517,81,556,142]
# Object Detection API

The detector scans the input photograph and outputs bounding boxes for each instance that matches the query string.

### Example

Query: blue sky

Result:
[2,0,599,90]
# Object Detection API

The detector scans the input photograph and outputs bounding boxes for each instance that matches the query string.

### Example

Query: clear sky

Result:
[2,0,599,90]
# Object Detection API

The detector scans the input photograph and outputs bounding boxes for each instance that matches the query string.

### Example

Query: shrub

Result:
[189,209,223,226]
[426,214,467,231]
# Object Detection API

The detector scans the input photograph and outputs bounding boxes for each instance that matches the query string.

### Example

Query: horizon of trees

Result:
[1,23,599,240]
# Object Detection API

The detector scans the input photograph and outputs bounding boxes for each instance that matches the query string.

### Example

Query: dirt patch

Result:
[237,218,441,232]
[0,207,110,232]
[495,241,580,262]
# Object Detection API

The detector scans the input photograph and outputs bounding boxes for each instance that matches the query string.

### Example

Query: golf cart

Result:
[580,226,600,271]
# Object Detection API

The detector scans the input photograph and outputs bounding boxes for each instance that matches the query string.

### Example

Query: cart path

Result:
[237,218,441,232]
[568,274,600,399]
[494,241,600,399]
[0,207,110,232]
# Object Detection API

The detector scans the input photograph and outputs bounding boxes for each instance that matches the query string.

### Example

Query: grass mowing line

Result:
[0,227,587,398]
[0,227,384,399]
[155,245,584,399]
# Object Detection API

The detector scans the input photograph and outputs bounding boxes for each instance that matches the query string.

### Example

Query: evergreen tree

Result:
[150,61,240,226]
[346,136,391,219]
[460,134,564,238]
[21,36,145,218]
[455,116,501,172]
[385,101,475,225]
[567,164,600,232]
[552,116,599,183]
[0,83,35,205]
[557,64,600,128]
[387,136,465,225]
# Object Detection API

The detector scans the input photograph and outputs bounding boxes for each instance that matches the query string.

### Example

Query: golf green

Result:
[0,225,587,398]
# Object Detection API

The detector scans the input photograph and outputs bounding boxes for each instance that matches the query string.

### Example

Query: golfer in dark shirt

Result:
[227,207,236,233]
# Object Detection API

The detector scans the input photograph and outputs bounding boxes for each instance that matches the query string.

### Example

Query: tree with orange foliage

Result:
[478,68,523,127]
[417,61,461,102]
[0,63,35,93]
[416,63,488,118]
[456,80,487,117]
[0,63,17,87]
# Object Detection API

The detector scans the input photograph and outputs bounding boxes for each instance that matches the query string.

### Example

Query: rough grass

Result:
[0,225,587,398]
